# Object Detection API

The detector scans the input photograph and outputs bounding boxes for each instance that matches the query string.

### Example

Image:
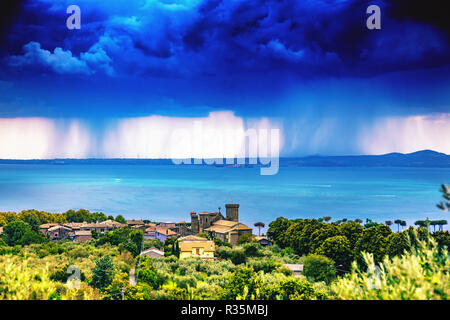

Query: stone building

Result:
[190,203,252,245]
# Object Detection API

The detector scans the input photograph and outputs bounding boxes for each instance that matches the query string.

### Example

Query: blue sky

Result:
[0,0,449,158]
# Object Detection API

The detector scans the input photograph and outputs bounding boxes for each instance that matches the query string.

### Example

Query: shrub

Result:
[386,232,411,257]
[173,275,197,289]
[137,256,165,289]
[277,278,328,300]
[331,234,450,300]
[248,258,279,274]
[50,264,86,283]
[243,242,264,257]
[214,238,232,248]
[230,248,247,265]
[302,254,336,284]
[221,266,261,300]
[216,246,233,260]
[237,233,256,245]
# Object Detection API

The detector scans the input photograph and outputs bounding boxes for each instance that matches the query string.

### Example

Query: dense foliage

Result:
[0,202,449,300]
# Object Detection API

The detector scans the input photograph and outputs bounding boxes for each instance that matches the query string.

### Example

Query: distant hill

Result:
[0,150,448,167]
[280,150,450,167]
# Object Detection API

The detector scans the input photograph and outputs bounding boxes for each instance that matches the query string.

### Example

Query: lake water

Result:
[0,164,448,231]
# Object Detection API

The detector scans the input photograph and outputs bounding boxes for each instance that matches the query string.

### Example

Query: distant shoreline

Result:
[0,150,449,168]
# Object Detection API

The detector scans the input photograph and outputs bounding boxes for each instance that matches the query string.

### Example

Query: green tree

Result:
[436,220,448,231]
[115,215,126,224]
[286,219,321,255]
[430,220,438,233]
[315,235,353,271]
[3,221,46,246]
[323,216,332,223]
[65,209,92,223]
[354,225,392,265]
[432,231,450,251]
[254,222,265,236]
[338,221,364,250]
[130,230,144,254]
[364,218,382,228]
[386,232,410,257]
[91,212,107,222]
[267,217,293,248]
[90,256,115,291]
[394,219,402,232]
[310,223,340,252]
[221,266,260,300]
[137,256,165,289]
[400,220,407,229]
[302,254,336,284]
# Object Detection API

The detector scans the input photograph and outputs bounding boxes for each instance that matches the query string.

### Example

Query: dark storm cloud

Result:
[1,0,449,79]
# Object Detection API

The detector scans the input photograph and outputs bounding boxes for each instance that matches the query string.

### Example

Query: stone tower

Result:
[225,203,239,222]
[190,212,199,233]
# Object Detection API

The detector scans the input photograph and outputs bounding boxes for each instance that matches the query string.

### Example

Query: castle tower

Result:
[225,203,239,222]
[190,212,199,233]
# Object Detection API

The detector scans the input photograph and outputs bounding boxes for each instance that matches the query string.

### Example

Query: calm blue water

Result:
[0,164,448,231]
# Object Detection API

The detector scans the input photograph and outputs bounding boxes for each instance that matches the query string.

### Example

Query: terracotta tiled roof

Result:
[126,219,144,225]
[179,236,215,252]
[179,235,208,241]
[99,220,126,227]
[211,220,237,227]
[48,225,72,232]
[204,220,252,234]
[145,226,156,232]
[39,223,59,229]
[156,227,177,236]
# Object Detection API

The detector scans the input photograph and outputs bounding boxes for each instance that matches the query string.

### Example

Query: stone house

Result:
[179,235,215,260]
[47,225,72,241]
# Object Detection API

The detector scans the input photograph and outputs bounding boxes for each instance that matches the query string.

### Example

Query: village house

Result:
[179,235,215,260]
[47,225,72,241]
[158,222,176,229]
[80,220,126,234]
[140,247,165,259]
[126,219,145,230]
[145,226,177,242]
[255,236,273,246]
[71,230,93,243]
[39,223,59,236]
[171,222,192,237]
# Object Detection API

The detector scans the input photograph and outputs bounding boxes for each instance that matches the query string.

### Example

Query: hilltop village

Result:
[36,204,263,260]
